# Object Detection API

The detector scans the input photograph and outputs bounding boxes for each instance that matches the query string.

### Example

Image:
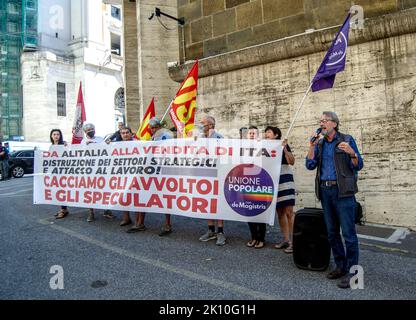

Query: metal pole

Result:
[160,100,173,123]
[284,82,313,140]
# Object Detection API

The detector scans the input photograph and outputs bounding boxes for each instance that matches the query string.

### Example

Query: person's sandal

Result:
[284,243,293,254]
[159,226,172,237]
[120,219,132,227]
[254,241,265,249]
[246,240,257,247]
[126,224,146,233]
[274,241,290,249]
[55,209,69,219]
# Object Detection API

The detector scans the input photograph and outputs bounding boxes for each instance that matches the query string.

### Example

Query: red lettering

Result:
[216,147,227,156]
[128,177,141,191]
[118,193,131,206]
[147,194,163,208]
[139,177,153,190]
[166,178,178,192]
[133,193,147,207]
[84,191,92,204]
[196,179,212,195]
[153,177,166,191]
[109,177,127,190]
[177,196,191,211]
[213,180,219,195]
[56,190,66,201]
[93,192,102,203]
[187,179,196,193]
[102,192,111,205]
[197,147,209,155]
[43,151,58,158]
[210,199,217,214]
[192,198,208,213]
[45,189,52,200]
[163,194,176,209]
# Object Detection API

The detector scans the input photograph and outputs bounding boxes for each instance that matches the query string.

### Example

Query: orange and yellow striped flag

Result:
[169,60,198,138]
[135,98,156,140]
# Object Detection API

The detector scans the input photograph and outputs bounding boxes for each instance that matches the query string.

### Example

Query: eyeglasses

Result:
[319,119,333,124]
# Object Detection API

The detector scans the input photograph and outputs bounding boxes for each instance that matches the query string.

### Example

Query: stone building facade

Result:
[121,0,416,229]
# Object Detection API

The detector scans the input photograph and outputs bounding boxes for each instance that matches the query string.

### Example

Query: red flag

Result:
[169,61,198,138]
[135,98,156,140]
[71,82,87,144]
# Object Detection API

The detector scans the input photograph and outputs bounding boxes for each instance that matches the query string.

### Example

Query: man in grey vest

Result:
[306,111,363,289]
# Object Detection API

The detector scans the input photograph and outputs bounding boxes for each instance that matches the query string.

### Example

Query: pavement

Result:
[0,176,415,300]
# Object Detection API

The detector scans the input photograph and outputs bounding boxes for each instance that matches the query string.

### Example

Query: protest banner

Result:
[34,138,283,225]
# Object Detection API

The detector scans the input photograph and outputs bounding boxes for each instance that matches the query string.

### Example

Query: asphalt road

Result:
[0,176,415,300]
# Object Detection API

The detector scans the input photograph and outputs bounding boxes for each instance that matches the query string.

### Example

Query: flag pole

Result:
[284,81,314,140]
[160,100,173,123]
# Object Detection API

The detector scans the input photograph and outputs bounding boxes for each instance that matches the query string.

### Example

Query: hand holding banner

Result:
[34,138,283,225]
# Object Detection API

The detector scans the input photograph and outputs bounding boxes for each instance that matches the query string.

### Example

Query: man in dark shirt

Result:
[107,121,125,142]
[306,111,363,289]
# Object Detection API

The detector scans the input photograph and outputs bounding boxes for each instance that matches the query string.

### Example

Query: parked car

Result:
[8,149,34,178]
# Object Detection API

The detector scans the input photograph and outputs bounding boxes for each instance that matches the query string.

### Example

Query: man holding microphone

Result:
[305,111,363,289]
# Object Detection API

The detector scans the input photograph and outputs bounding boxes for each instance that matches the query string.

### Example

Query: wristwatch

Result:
[350,153,357,159]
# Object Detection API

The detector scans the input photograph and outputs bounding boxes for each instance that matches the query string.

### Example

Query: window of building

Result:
[7,22,18,33]
[8,119,20,137]
[111,6,121,20]
[110,33,121,56]
[57,82,66,117]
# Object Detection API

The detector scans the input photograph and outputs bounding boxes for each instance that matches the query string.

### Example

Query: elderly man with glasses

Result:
[197,115,226,246]
[305,111,363,289]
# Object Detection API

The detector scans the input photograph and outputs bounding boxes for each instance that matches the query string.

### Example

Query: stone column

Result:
[135,0,180,124]
[123,0,140,130]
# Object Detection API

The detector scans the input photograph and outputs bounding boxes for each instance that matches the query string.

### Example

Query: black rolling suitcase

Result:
[293,208,330,271]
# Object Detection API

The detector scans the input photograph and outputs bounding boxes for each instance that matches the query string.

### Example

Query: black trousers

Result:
[248,222,266,242]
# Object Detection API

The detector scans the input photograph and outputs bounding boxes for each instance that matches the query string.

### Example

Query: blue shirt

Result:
[305,132,363,180]
[208,131,223,139]
[152,128,173,141]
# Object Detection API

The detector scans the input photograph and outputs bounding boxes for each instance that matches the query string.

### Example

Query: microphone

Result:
[310,128,322,143]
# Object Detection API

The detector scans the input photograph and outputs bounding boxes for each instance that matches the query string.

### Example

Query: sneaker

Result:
[103,210,115,219]
[327,268,347,280]
[283,243,293,254]
[337,274,353,289]
[216,233,226,246]
[87,209,95,222]
[159,225,172,237]
[199,231,217,242]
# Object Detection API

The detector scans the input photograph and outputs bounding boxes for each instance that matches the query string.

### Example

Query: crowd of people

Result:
[41,110,363,289]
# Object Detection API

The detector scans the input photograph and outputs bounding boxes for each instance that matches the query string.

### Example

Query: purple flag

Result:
[312,14,351,92]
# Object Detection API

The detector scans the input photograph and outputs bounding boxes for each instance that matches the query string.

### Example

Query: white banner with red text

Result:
[34,138,283,224]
